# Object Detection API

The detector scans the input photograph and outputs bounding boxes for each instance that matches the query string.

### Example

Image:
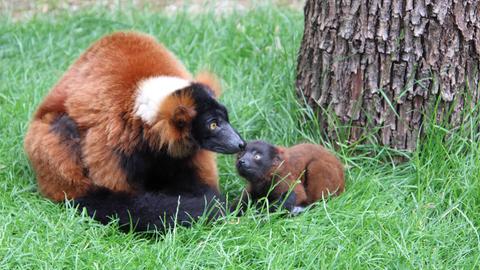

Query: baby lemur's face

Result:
[236,140,278,182]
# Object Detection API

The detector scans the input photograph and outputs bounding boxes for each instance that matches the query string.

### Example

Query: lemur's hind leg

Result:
[24,113,92,201]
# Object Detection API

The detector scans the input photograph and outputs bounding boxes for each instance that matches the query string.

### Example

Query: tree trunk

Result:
[296,0,480,151]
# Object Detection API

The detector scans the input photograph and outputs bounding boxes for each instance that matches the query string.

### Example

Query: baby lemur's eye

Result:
[254,154,261,160]
[209,121,218,130]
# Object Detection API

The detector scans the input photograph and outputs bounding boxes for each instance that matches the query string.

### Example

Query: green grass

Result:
[1,5,480,269]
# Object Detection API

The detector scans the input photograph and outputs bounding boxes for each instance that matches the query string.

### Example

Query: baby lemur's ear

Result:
[195,71,222,98]
[272,147,285,166]
[273,156,282,167]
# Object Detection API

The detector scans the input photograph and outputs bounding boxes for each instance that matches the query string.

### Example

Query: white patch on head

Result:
[134,76,191,124]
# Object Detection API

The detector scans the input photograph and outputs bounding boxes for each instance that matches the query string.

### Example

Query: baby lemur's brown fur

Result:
[236,140,344,211]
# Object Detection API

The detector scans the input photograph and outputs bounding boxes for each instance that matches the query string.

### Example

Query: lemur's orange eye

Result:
[209,122,218,130]
[254,154,261,160]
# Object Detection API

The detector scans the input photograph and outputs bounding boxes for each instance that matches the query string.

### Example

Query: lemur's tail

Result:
[73,187,225,233]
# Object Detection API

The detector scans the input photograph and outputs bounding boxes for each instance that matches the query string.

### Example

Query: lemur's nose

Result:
[239,141,246,150]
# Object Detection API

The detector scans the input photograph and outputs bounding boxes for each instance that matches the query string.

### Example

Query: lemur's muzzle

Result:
[205,123,245,154]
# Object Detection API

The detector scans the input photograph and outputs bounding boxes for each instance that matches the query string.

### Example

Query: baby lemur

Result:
[235,140,344,213]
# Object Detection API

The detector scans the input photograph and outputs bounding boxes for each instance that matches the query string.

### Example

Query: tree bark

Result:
[296,0,480,151]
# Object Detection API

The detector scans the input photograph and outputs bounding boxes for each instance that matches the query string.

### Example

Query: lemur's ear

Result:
[172,105,195,129]
[275,147,285,156]
[272,147,285,166]
[195,71,222,98]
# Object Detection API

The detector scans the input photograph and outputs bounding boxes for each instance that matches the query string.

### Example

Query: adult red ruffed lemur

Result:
[24,31,245,232]
[235,141,344,213]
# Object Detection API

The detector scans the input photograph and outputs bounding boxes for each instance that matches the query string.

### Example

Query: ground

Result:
[1,3,479,269]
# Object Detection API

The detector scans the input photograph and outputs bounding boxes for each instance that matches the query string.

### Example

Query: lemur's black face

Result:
[190,84,245,154]
[236,140,278,182]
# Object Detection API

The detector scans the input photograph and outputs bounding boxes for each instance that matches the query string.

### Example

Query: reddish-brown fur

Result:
[24,31,221,201]
[249,144,345,206]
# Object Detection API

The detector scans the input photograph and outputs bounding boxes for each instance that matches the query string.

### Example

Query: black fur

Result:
[56,86,242,233]
[50,114,80,140]
[74,187,225,233]
[117,142,210,196]
[50,114,82,157]
[270,191,296,212]
[50,114,88,177]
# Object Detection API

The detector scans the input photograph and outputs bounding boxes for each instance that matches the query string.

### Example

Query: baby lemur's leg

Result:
[287,184,307,215]
[268,191,296,212]
[293,184,308,205]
